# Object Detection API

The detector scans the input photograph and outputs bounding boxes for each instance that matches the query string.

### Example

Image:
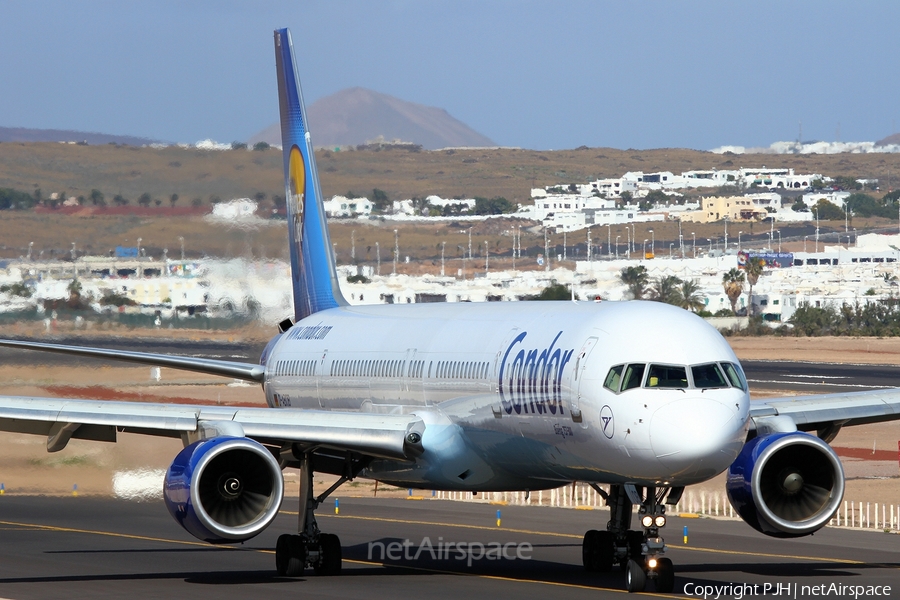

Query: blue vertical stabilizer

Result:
[274,28,346,321]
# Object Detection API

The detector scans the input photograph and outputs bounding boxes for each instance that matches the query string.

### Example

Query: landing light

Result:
[641,515,653,528]
[654,515,666,528]
[647,557,658,569]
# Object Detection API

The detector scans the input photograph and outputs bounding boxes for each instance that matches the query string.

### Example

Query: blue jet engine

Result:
[726,431,844,538]
[163,436,284,543]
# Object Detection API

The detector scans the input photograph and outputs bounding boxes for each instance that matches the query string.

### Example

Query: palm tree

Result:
[648,275,682,305]
[722,268,745,315]
[745,257,765,317]
[619,265,649,300]
[676,279,705,313]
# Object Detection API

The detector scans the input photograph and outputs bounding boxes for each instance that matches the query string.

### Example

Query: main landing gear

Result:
[275,452,346,577]
[582,484,681,593]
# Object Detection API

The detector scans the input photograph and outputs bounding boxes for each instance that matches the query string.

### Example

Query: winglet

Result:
[274,28,346,321]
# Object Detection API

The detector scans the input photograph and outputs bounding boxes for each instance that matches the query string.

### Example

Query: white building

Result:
[802,191,851,209]
[324,195,373,218]
[739,167,821,190]
[589,177,638,198]
[530,194,616,221]
[211,198,258,220]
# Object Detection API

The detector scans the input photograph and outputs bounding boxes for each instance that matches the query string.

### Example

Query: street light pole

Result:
[738,231,743,252]
[441,241,446,276]
[178,236,184,261]
[649,229,655,256]
[642,239,648,258]
[707,238,712,255]
[691,232,696,258]
[587,227,596,263]
[815,209,820,253]
[376,242,380,275]
[544,228,550,271]
[393,229,399,275]
[777,231,782,252]
[615,236,620,260]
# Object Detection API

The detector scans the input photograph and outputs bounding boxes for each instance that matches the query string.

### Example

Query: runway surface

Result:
[742,360,900,393]
[0,496,897,599]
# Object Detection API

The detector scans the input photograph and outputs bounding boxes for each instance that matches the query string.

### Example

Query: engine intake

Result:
[726,431,844,538]
[164,436,284,543]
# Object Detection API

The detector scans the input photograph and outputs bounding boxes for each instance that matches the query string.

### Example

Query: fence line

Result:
[426,484,896,532]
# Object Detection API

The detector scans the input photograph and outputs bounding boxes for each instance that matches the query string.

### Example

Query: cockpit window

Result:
[604,364,624,392]
[621,363,646,391]
[645,364,688,388]
[721,362,747,391]
[608,361,745,393]
[691,363,729,389]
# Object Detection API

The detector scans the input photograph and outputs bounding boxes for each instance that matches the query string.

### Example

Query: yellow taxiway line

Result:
[1,509,883,599]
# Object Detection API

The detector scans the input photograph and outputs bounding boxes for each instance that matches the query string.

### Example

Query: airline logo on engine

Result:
[498,331,574,415]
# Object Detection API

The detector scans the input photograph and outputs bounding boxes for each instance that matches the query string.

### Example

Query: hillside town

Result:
[2,157,899,334]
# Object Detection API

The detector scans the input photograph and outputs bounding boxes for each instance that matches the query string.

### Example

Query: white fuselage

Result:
[263,300,750,491]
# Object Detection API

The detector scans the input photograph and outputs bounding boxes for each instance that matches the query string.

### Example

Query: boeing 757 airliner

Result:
[2,28,900,593]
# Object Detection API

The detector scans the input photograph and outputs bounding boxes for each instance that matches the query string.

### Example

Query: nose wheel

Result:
[582,484,681,593]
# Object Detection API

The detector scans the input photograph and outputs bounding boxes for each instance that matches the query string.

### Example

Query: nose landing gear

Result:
[582,484,681,593]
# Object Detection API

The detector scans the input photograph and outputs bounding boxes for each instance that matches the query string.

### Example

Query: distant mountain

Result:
[876,132,900,146]
[0,126,160,146]
[248,87,495,150]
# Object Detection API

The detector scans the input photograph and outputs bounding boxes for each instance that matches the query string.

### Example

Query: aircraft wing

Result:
[0,338,265,382]
[749,388,900,431]
[0,395,423,460]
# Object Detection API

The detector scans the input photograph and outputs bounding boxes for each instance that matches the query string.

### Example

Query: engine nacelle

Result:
[726,431,844,538]
[164,436,284,544]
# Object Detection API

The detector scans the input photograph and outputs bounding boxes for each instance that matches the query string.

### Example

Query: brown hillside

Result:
[2,142,900,210]
[249,87,496,150]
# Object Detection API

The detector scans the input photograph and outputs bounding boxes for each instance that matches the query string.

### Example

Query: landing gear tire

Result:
[625,529,643,561]
[315,533,342,576]
[582,530,614,572]
[655,557,674,593]
[582,530,599,571]
[625,559,646,593]
[276,534,307,577]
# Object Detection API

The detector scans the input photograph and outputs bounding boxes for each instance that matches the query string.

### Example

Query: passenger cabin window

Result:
[621,363,646,391]
[645,364,688,388]
[603,364,624,392]
[691,363,728,389]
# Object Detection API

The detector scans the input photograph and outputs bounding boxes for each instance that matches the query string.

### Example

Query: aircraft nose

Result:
[650,397,745,481]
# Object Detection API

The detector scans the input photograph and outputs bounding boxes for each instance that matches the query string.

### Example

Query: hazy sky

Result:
[2,1,899,150]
